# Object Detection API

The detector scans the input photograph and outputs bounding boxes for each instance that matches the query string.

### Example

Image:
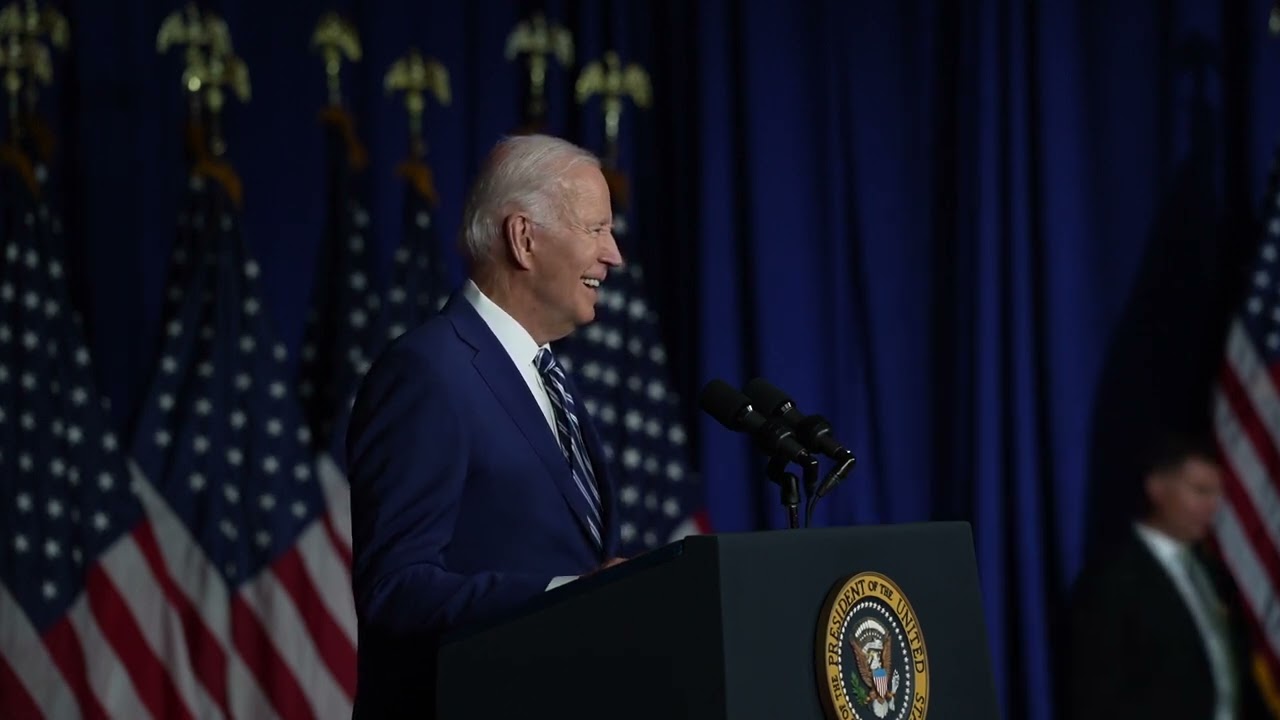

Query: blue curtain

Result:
[52,0,1280,717]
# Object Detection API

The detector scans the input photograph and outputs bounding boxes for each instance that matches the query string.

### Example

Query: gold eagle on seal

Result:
[852,632,894,704]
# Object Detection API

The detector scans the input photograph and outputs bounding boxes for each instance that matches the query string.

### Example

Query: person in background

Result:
[1064,432,1266,719]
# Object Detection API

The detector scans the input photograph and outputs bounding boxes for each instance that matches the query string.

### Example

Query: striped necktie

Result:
[535,348,603,549]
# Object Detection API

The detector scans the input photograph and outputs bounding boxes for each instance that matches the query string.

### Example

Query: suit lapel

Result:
[446,294,604,554]
[1128,530,1216,668]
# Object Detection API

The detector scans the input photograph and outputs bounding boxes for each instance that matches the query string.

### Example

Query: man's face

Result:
[1146,456,1224,543]
[528,164,621,340]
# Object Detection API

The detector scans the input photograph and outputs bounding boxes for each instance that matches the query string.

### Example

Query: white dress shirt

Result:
[1133,523,1236,720]
[463,280,578,590]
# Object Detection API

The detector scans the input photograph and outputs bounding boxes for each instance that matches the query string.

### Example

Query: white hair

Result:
[459,134,600,267]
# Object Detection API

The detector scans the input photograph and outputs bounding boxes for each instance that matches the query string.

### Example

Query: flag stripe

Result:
[101,535,222,720]
[0,582,80,720]
[293,521,356,646]
[317,452,353,555]
[0,648,44,720]
[230,594,314,719]
[129,521,231,717]
[268,543,357,697]
[1214,501,1280,662]
[1214,382,1280,586]
[41,616,107,720]
[130,471,232,632]
[239,566,351,717]
[64,593,151,720]
[131,472,280,720]
[322,516,353,569]
[1225,322,1280,479]
[1215,387,1280,539]
[85,564,194,720]
[1219,470,1280,596]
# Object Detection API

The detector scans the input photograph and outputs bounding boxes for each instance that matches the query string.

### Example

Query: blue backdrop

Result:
[46,0,1280,717]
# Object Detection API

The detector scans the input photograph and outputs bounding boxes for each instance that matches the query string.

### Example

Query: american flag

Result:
[299,107,385,469]
[1211,150,1280,716]
[552,197,707,557]
[383,158,451,343]
[121,169,356,718]
[0,149,161,718]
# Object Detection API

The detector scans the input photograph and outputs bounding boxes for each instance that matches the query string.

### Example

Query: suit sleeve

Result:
[347,342,552,637]
[1064,568,1144,719]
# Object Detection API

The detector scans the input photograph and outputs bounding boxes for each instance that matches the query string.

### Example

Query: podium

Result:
[437,522,999,719]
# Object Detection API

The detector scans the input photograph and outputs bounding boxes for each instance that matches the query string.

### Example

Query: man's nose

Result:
[601,234,623,267]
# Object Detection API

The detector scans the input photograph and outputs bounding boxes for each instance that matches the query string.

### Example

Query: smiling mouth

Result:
[582,277,601,289]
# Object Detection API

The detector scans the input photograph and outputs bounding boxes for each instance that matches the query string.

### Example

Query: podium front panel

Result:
[713,523,999,720]
[437,522,999,720]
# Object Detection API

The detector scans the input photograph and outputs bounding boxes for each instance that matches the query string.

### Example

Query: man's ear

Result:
[503,213,536,271]
[1144,470,1167,512]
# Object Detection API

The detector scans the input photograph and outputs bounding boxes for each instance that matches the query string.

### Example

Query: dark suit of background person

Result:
[1064,435,1268,720]
[346,134,627,719]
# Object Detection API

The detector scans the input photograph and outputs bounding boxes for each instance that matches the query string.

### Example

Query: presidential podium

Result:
[436,523,1000,719]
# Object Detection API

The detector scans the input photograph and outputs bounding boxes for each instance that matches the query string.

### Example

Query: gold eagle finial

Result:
[0,0,68,138]
[311,12,361,107]
[505,12,573,124]
[384,47,450,160]
[576,51,650,164]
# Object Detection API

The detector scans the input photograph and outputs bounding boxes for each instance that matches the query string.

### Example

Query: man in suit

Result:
[1064,433,1266,719]
[346,134,626,718]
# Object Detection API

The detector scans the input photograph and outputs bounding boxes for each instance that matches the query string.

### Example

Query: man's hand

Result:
[584,557,627,577]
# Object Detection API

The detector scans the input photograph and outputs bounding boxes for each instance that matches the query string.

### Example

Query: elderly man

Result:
[347,134,626,718]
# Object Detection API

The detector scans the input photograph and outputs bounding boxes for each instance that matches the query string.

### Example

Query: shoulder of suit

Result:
[1071,531,1150,596]
[359,315,469,385]
[385,312,462,352]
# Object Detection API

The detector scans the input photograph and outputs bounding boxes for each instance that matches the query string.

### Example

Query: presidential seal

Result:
[816,572,929,720]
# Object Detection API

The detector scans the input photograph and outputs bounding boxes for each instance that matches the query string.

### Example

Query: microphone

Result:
[813,456,856,499]
[743,378,855,464]
[698,379,812,465]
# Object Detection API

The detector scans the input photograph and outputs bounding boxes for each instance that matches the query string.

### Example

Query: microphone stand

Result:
[767,455,820,529]
[801,457,819,527]
[766,456,801,529]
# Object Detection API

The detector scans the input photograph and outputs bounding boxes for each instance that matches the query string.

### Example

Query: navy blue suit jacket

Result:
[346,292,619,719]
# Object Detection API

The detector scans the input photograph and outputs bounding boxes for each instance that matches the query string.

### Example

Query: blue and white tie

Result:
[535,348,603,549]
